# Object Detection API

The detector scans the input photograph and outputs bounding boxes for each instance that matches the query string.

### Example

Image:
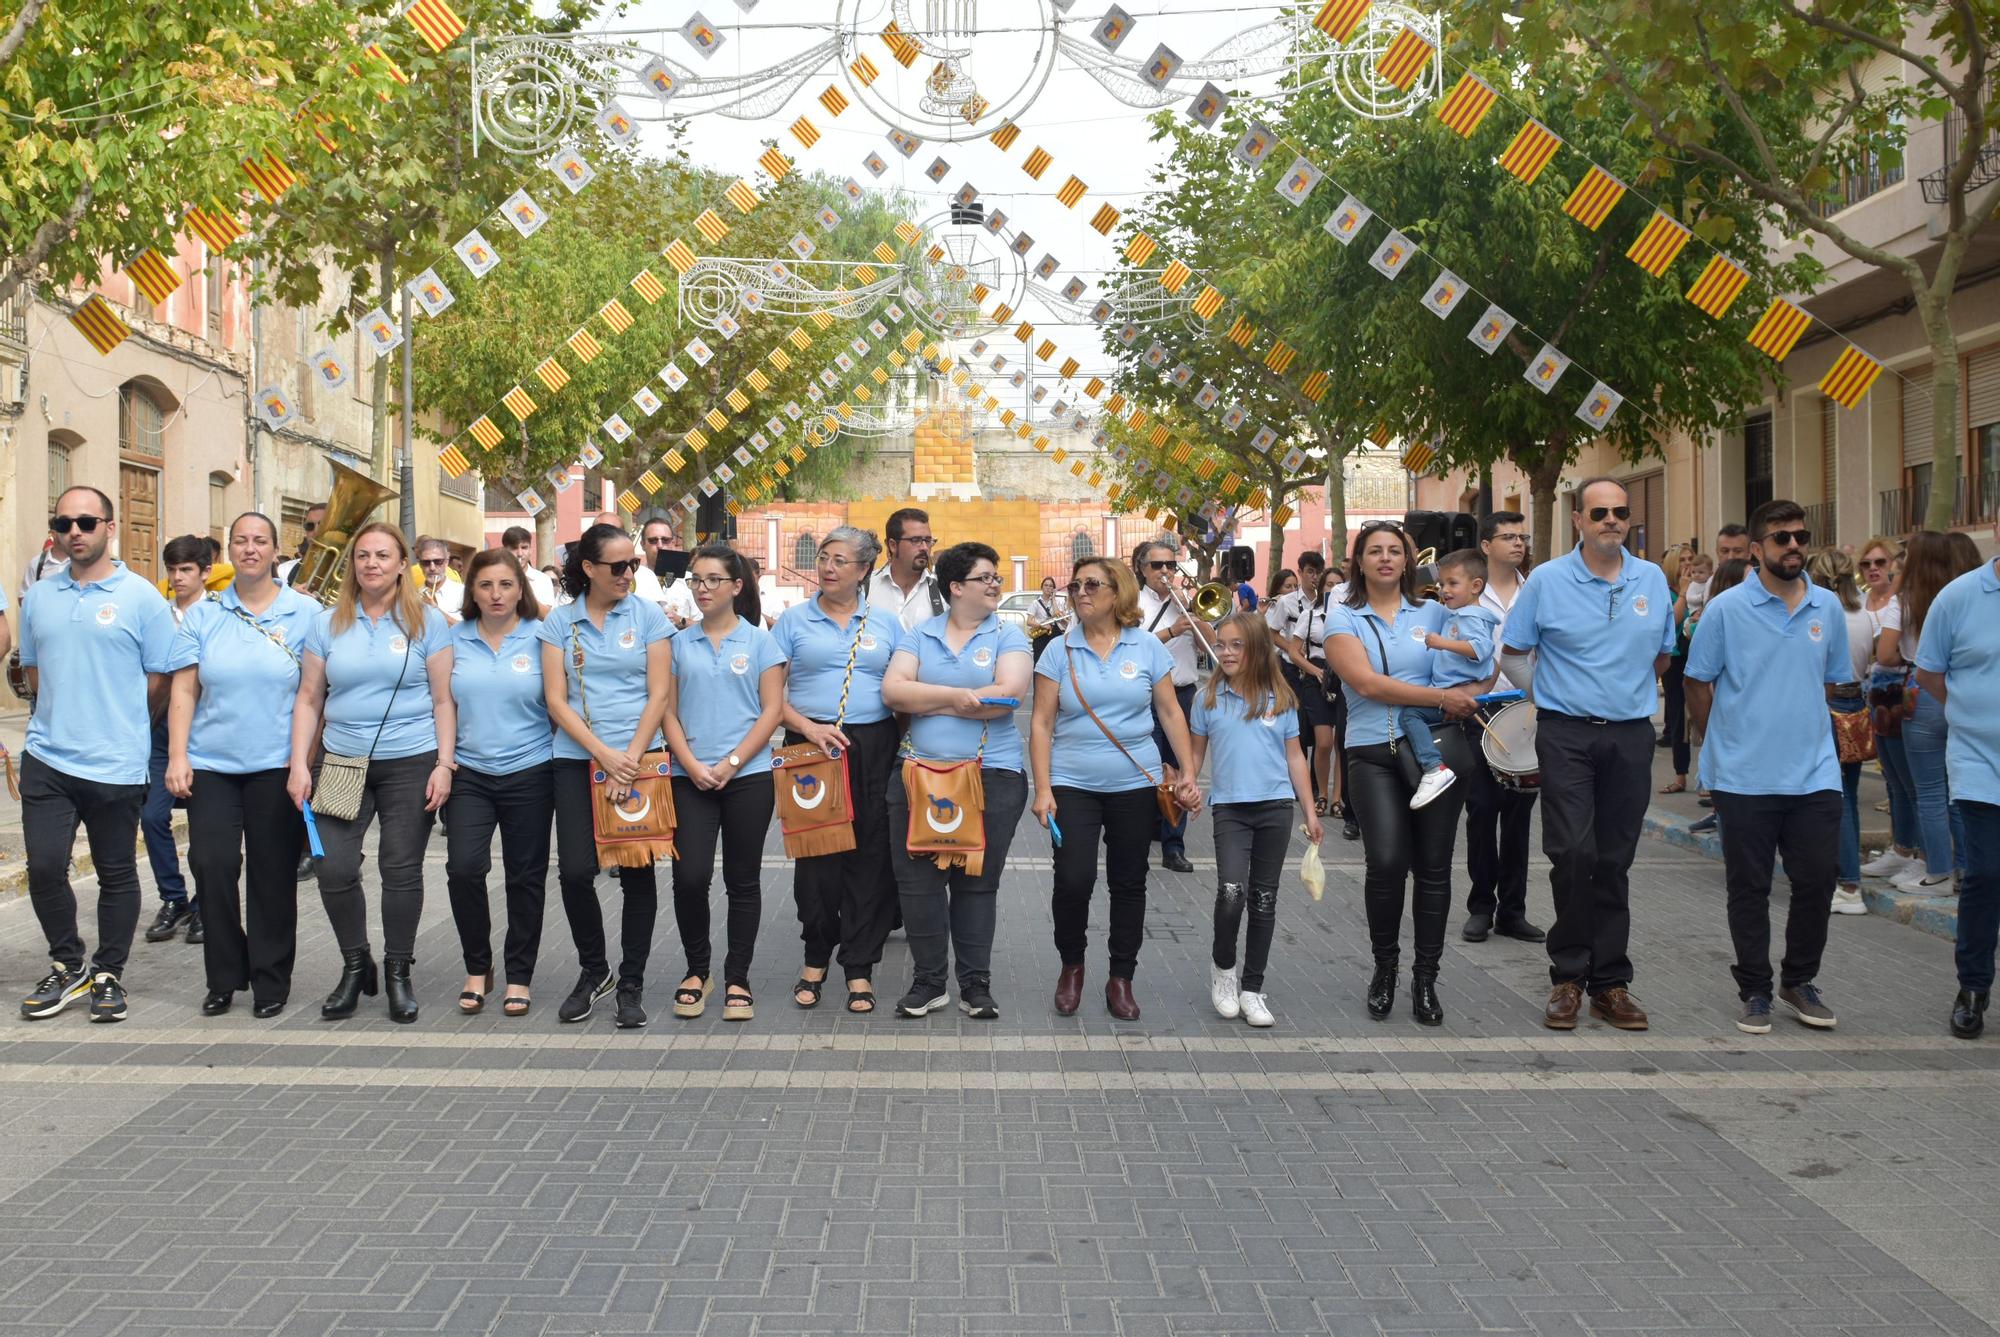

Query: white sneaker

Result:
[1830,885,1867,916]
[1409,766,1458,810]
[1860,849,1920,878]
[1238,991,1275,1028]
[1891,868,1955,896]
[1210,964,1240,1019]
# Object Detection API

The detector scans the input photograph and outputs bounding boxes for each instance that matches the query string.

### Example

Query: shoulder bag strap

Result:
[831,607,869,730]
[1146,591,1173,632]
[362,626,414,761]
[214,592,301,666]
[569,621,592,732]
[1064,638,1160,787]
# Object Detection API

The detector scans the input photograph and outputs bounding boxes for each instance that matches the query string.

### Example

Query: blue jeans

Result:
[1903,689,1965,877]
[1877,733,1921,851]
[1397,706,1446,771]
[1953,801,2000,992]
[1831,694,1865,885]
[142,724,191,907]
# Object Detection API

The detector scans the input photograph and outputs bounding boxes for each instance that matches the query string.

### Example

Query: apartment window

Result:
[208,472,232,545]
[119,381,167,458]
[792,530,818,569]
[1743,414,1774,516]
[1975,424,2000,523]
[46,437,74,517]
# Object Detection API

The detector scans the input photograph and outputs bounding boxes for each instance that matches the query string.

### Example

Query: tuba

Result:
[296,461,399,606]
[1414,546,1441,600]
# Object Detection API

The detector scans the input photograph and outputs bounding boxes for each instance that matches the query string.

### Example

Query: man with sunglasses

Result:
[638,519,697,628]
[1134,540,1214,874]
[867,508,945,631]
[17,487,179,1023]
[1502,478,1676,1032]
[1683,500,1848,1034]
[277,502,327,588]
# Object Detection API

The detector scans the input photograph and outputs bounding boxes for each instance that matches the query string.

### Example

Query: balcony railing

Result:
[1879,474,2000,533]
[1800,502,1833,549]
[0,282,28,348]
[1921,87,2000,203]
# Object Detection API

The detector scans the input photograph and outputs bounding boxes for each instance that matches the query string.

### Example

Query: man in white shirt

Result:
[1135,540,1212,874]
[866,507,945,631]
[1460,511,1545,945]
[501,526,558,610]
[277,501,327,589]
[414,536,463,621]
[638,518,698,627]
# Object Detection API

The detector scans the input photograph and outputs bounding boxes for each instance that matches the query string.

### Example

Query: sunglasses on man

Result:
[1585,506,1631,522]
[50,515,105,535]
[1760,528,1812,548]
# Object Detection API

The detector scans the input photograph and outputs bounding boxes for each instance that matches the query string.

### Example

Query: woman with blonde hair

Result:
[288,521,455,1023]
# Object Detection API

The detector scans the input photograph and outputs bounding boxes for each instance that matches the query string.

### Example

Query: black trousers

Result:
[787,717,899,981]
[1348,735,1469,976]
[1463,737,1536,924]
[443,762,554,986]
[1051,784,1156,978]
[22,752,148,976]
[670,771,775,988]
[315,751,438,962]
[1151,681,1196,852]
[188,768,302,1005]
[552,758,658,988]
[1536,714,1652,992]
[1211,800,1293,992]
[1713,790,1840,999]
[1661,640,1691,777]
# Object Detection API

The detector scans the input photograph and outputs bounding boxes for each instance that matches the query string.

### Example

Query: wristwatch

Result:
[726,753,741,767]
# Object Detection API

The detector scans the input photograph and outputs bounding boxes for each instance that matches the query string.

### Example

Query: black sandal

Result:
[846,984,876,1014]
[723,988,755,1022]
[672,976,710,1020]
[458,972,493,1015]
[793,972,825,1009]
[501,994,531,1017]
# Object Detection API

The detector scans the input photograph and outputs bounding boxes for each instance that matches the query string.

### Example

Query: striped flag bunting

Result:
[1060,357,1080,379]
[185,203,244,254]
[1312,0,1372,42]
[1402,442,1437,474]
[684,427,708,450]
[468,416,503,450]
[404,0,466,51]
[1089,204,1121,235]
[68,296,131,355]
[1150,424,1171,447]
[1819,347,1883,408]
[663,449,687,472]
[705,408,728,431]
[1192,286,1225,321]
[1374,27,1435,91]
[1227,315,1256,347]
[125,250,181,306]
[1265,341,1298,375]
[819,85,850,116]
[1023,147,1053,180]
[873,241,898,264]
[881,22,920,67]
[501,385,537,420]
[598,298,634,333]
[745,368,771,392]
[1435,74,1497,138]
[1626,212,1692,276]
[618,490,641,514]
[694,210,729,244]
[1085,377,1106,398]
[1745,299,1812,361]
[630,270,667,305]
[1170,441,1194,465]
[242,154,298,203]
[1300,370,1331,403]
[790,117,820,149]
[533,357,569,392]
[758,148,792,180]
[1056,176,1088,208]
[1036,338,1058,360]
[990,123,1022,150]
[893,220,923,245]
[1159,260,1192,294]
[639,470,663,495]
[850,54,880,85]
[438,444,471,478]
[1498,120,1562,184]
[723,180,760,214]
[1126,233,1159,265]
[364,44,410,86]
[767,346,792,370]
[1194,459,1217,482]
[1562,167,1626,230]
[567,328,604,362]
[726,387,751,413]
[1368,421,1394,448]
[1684,255,1750,319]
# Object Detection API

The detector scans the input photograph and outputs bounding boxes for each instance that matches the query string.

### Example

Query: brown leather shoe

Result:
[1054,964,1085,1016]
[1589,987,1650,1031]
[1104,976,1141,1021]
[1544,981,1583,1030]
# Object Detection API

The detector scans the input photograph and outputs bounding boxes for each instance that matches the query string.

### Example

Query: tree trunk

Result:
[369,242,396,485]
[534,508,556,569]
[0,0,49,66]
[1323,449,1347,559]
[1264,461,1287,572]
[1919,285,1962,532]
[0,182,94,309]
[1518,444,1568,559]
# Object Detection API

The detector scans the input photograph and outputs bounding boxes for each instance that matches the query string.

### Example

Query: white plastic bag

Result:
[1300,839,1325,902]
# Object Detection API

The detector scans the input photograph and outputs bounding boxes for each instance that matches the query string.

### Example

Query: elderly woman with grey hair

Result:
[771,525,906,1014]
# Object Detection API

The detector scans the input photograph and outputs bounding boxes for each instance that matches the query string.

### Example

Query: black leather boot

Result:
[1366,964,1396,1019]
[1411,971,1444,1027]
[384,957,419,1025]
[320,947,378,1019]
[1951,990,1988,1040]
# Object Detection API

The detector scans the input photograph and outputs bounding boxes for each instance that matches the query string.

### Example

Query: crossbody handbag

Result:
[1065,638,1184,826]
[574,622,677,867]
[1364,617,1431,793]
[1832,703,1876,764]
[772,609,866,858]
[313,628,411,822]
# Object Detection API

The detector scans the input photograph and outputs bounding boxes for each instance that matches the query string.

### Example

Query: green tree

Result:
[1479,0,2000,531]
[0,0,398,306]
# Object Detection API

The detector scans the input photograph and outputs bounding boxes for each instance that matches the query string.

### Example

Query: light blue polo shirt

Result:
[451,618,554,774]
[1189,681,1299,805]
[1915,559,2000,807]
[1037,627,1174,792]
[1504,545,1677,720]
[20,562,178,784]
[1684,578,1849,796]
[671,618,786,774]
[168,584,321,774]
[1328,597,1449,747]
[1430,604,1499,689]
[538,594,673,760]
[303,604,452,760]
[894,613,1032,773]
[772,596,900,725]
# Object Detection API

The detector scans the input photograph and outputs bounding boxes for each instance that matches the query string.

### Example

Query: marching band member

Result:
[289,522,455,1024]
[1134,541,1210,874]
[1502,479,1675,1032]
[141,535,212,947]
[775,526,903,1014]
[540,523,674,1029]
[1460,512,1545,943]
[866,508,945,631]
[662,544,784,1023]
[415,537,464,622]
[1031,557,1201,1022]
[1026,575,1064,662]
[1186,613,1320,1028]
[165,513,318,1017]
[1324,522,1477,1027]
[444,549,554,1017]
[881,541,1032,1020]
[18,486,178,1023]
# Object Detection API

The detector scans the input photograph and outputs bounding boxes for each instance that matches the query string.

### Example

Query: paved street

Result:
[0,741,1995,1337]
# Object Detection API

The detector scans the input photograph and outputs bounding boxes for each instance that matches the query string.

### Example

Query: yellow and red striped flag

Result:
[630,269,667,305]
[726,387,751,413]
[534,358,569,393]
[68,295,130,356]
[1402,442,1436,474]
[990,122,1022,150]
[1036,338,1057,360]
[468,416,503,450]
[1227,315,1256,348]
[1126,233,1159,266]
[1014,320,1035,342]
[683,427,708,451]
[185,203,243,254]
[767,346,792,371]
[438,444,471,478]
[1300,370,1330,403]
[242,154,298,204]
[1375,27,1435,91]
[1023,147,1053,180]
[1312,0,1372,42]
[1368,421,1394,448]
[1562,166,1626,230]
[1497,120,1562,184]
[881,21,920,67]
[850,54,881,86]
[1105,393,1127,416]
[1170,441,1194,465]
[1159,260,1192,294]
[1192,285,1225,321]
[1626,212,1692,277]
[404,0,466,52]
[125,250,181,306]
[1084,376,1105,398]
[723,180,760,214]
[756,150,793,186]
[694,210,730,244]
[639,470,663,495]
[1089,203,1121,235]
[1265,341,1297,375]
[746,368,771,392]
[873,241,899,264]
[1150,424,1171,448]
[1745,299,1813,361]
[788,327,811,350]
[1684,255,1750,319]
[598,298,634,333]
[1819,347,1883,408]
[662,239,699,275]
[789,116,820,149]
[619,490,642,515]
[567,328,603,363]
[663,449,687,472]
[1056,176,1087,208]
[502,385,537,420]
[1435,73,1497,138]
[1059,356,1080,379]
[893,219,923,245]
[364,44,410,86]
[819,85,850,117]
[705,408,728,431]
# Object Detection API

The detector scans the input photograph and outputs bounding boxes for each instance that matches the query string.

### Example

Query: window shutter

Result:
[1902,368,1934,468]
[1967,344,2000,430]
[1822,397,1838,507]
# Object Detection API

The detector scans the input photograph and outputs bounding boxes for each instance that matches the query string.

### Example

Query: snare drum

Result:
[1480,700,1539,791]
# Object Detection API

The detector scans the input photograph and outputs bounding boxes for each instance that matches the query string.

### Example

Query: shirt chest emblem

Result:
[1807,620,1824,643]
[1632,595,1650,617]
[1408,624,1427,643]
[388,634,408,655]
[729,652,751,675]
[858,633,879,652]
[971,647,993,668]
[511,653,533,673]
[93,603,117,627]
[1259,714,1278,729]
[618,628,636,649]
[1118,659,1139,680]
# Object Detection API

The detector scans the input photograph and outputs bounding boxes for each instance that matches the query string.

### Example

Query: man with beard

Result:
[17,486,179,1022]
[867,507,944,632]
[1684,499,1848,1034]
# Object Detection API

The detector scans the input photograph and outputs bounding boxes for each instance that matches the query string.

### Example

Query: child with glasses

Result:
[1395,551,1498,810]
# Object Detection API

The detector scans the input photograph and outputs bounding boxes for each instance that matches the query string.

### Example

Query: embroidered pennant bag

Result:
[903,740,988,876]
[573,624,676,866]
[772,610,868,858]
